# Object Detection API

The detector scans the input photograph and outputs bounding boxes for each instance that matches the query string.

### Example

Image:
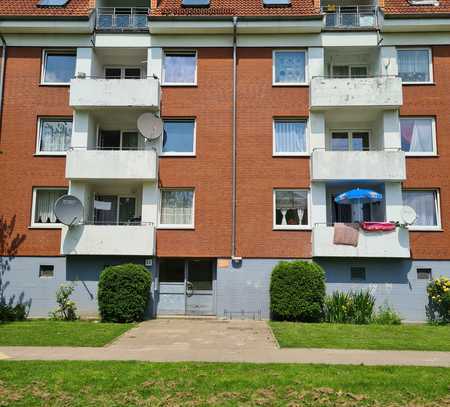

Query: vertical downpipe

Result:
[231,17,238,259]
[0,35,6,142]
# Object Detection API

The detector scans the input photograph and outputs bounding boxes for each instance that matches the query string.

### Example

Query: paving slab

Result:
[1,319,450,367]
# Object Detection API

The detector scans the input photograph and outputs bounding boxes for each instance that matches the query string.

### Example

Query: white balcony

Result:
[310,76,403,110]
[61,224,154,256]
[70,78,159,110]
[311,150,406,181]
[312,224,410,258]
[66,149,157,181]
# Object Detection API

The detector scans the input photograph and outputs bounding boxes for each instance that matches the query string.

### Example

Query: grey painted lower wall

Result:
[1,256,155,318]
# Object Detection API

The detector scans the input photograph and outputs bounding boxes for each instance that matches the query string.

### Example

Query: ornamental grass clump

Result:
[426,276,450,324]
[324,290,376,324]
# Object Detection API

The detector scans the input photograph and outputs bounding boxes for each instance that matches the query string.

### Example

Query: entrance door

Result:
[157,259,215,315]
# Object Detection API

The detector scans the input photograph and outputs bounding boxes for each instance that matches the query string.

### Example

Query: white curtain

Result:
[275,121,306,153]
[410,119,433,152]
[164,54,196,83]
[276,191,307,226]
[161,190,193,225]
[398,50,430,82]
[275,51,305,83]
[40,120,72,152]
[403,191,437,226]
[35,190,66,223]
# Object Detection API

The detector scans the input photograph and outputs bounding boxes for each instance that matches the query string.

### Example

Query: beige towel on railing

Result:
[333,223,359,247]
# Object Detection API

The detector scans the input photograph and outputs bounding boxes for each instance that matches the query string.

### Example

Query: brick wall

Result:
[0,47,69,256]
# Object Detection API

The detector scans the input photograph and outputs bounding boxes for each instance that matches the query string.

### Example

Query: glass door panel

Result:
[118,197,136,224]
[98,130,121,150]
[158,260,186,315]
[122,132,139,150]
[351,66,368,78]
[331,132,349,151]
[186,260,214,315]
[94,195,117,225]
[352,132,370,151]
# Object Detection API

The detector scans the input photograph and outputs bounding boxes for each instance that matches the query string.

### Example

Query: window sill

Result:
[273,83,309,87]
[273,226,312,231]
[405,153,438,157]
[39,82,71,87]
[29,224,63,230]
[34,153,67,157]
[408,227,443,232]
[160,153,196,157]
[158,225,195,230]
[162,83,197,87]
[273,153,310,157]
[402,82,435,86]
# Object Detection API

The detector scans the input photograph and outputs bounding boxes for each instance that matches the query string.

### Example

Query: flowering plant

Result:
[426,277,450,324]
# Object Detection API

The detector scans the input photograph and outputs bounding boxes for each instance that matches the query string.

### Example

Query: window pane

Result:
[274,121,306,153]
[332,66,349,78]
[159,260,185,283]
[400,118,433,153]
[105,68,122,79]
[164,52,196,84]
[331,132,349,151]
[188,260,213,291]
[275,190,308,226]
[118,197,136,224]
[39,119,72,152]
[124,68,141,79]
[352,132,370,151]
[122,132,139,150]
[402,190,438,226]
[94,195,117,225]
[163,121,195,153]
[34,189,67,224]
[98,130,121,150]
[161,190,194,225]
[398,49,430,83]
[44,52,76,83]
[350,66,368,78]
[275,51,306,84]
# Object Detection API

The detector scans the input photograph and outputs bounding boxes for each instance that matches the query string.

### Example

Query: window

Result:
[332,65,368,78]
[330,131,370,151]
[274,190,309,229]
[162,120,195,155]
[273,119,307,155]
[273,50,307,85]
[42,50,76,85]
[417,268,432,280]
[263,0,291,5]
[93,195,138,225]
[39,265,54,278]
[32,188,68,227]
[160,189,195,228]
[182,0,210,6]
[351,267,366,281]
[397,48,432,83]
[38,0,69,6]
[104,67,142,79]
[37,118,72,154]
[402,190,441,230]
[400,117,436,155]
[97,130,139,150]
[163,51,197,85]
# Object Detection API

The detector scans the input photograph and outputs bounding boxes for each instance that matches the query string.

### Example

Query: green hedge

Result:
[270,261,325,322]
[98,264,152,323]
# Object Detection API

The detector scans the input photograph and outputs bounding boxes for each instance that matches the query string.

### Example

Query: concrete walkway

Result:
[1,319,450,367]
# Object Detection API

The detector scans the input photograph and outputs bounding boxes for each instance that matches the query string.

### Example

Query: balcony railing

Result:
[96,7,149,31]
[321,6,378,29]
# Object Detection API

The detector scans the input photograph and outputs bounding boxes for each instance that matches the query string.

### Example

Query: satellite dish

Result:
[54,195,84,227]
[402,205,417,225]
[137,113,163,141]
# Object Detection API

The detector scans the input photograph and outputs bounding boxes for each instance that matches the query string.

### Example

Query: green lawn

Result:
[0,362,449,406]
[0,321,135,347]
[270,322,450,351]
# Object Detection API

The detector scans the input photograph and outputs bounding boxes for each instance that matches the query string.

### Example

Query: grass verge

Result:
[0,362,449,406]
[0,321,135,347]
[270,322,450,351]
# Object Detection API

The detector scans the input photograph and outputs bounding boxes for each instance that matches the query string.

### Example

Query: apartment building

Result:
[0,0,449,321]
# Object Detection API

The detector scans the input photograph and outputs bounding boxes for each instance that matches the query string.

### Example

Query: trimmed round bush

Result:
[270,261,326,322]
[98,263,152,323]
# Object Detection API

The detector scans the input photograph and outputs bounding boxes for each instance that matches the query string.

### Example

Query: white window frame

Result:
[400,116,437,157]
[41,49,76,86]
[30,187,68,229]
[158,188,195,230]
[35,117,73,156]
[272,118,309,157]
[96,129,140,150]
[331,64,368,78]
[162,50,198,86]
[403,189,442,231]
[160,119,197,157]
[93,194,138,224]
[397,47,433,85]
[104,66,143,79]
[328,129,372,151]
[272,49,308,86]
[273,189,311,230]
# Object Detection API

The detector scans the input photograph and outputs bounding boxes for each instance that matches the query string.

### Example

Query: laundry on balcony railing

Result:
[96,7,149,31]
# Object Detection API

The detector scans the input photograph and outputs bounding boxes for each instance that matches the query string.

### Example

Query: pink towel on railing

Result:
[333,223,359,247]
[361,222,396,232]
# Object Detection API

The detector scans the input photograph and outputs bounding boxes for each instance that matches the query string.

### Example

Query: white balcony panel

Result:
[61,224,154,256]
[312,224,410,258]
[70,78,159,109]
[66,149,157,180]
[311,150,406,181]
[310,77,403,110]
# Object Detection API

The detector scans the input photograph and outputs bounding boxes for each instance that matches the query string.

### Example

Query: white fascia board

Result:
[0,19,93,34]
[150,20,234,35]
[95,33,151,48]
[236,19,322,34]
[381,32,450,46]
[320,31,379,47]
[237,33,320,47]
[382,17,450,33]
[150,34,233,47]
[2,33,92,47]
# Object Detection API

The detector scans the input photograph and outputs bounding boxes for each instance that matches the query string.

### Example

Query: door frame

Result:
[156,258,217,316]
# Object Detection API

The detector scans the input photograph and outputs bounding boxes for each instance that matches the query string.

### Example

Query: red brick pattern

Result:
[0,0,92,17]
[384,0,450,15]
[0,47,69,256]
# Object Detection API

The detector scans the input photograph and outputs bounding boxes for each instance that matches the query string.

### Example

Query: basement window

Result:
[39,265,54,278]
[417,268,432,280]
[351,267,366,281]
